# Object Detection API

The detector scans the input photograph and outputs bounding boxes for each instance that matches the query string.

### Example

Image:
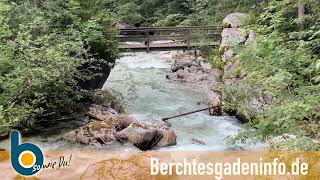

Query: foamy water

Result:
[103,51,265,151]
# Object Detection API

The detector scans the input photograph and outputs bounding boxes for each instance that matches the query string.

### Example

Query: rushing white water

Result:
[103,51,264,151]
[0,51,264,151]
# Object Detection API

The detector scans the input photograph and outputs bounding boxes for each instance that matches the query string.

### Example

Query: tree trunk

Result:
[298,2,305,31]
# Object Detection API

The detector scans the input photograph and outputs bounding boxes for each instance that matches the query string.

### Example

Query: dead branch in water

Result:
[161,105,223,121]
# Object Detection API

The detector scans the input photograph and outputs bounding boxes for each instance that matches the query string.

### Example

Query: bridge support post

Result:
[146,31,150,53]
[187,30,191,51]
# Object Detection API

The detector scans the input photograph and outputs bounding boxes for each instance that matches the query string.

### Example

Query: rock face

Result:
[220,13,257,62]
[219,13,270,122]
[77,62,112,90]
[63,105,176,150]
[219,13,254,84]
[166,50,223,117]
[220,28,247,62]
[223,13,249,28]
[221,28,247,48]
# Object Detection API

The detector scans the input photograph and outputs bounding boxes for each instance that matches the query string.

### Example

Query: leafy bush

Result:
[224,0,320,149]
[0,0,119,134]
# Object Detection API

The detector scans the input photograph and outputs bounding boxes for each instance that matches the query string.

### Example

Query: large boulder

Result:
[220,28,247,52]
[223,13,249,28]
[64,105,176,150]
[116,123,163,151]
[220,28,248,62]
[63,121,117,146]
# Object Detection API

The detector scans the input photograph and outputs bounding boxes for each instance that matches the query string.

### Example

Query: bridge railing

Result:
[117,26,222,52]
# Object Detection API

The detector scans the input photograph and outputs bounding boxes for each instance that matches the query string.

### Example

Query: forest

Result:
[0,0,320,150]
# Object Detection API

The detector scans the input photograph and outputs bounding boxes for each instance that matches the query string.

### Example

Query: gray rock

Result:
[116,123,163,150]
[223,13,249,28]
[208,90,223,116]
[192,138,206,145]
[171,58,200,72]
[220,28,247,51]
[63,121,117,146]
[221,49,234,62]
[157,127,177,147]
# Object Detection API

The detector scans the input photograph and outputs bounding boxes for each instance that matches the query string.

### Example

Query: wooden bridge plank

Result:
[119,42,220,49]
[117,34,221,42]
[117,26,222,51]
[119,25,222,31]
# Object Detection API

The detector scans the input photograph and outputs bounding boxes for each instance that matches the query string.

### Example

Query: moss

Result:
[89,122,113,131]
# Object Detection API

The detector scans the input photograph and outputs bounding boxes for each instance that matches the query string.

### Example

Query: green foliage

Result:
[108,0,263,26]
[0,0,118,134]
[271,137,320,151]
[209,54,224,70]
[223,0,320,149]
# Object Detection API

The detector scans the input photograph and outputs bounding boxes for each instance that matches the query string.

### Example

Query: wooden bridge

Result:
[117,26,222,52]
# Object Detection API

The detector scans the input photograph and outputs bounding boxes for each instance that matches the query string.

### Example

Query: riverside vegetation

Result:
[1,0,320,150]
[0,0,119,135]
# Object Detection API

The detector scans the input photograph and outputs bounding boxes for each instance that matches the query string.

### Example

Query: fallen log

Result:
[161,105,223,121]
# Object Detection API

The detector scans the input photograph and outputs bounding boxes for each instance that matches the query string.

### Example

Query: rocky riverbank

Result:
[164,13,263,122]
[166,50,224,116]
[63,90,177,151]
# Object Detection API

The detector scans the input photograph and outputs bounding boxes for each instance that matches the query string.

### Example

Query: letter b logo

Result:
[10,131,44,176]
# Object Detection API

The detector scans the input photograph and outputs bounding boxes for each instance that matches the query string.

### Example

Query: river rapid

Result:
[103,51,263,151]
[0,51,264,151]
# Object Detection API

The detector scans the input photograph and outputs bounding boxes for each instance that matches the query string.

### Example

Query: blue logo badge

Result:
[10,130,44,176]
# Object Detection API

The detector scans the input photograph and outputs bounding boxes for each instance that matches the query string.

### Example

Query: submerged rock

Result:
[191,138,206,145]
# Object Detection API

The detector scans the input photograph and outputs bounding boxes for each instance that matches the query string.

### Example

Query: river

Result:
[103,51,263,151]
[0,51,264,151]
